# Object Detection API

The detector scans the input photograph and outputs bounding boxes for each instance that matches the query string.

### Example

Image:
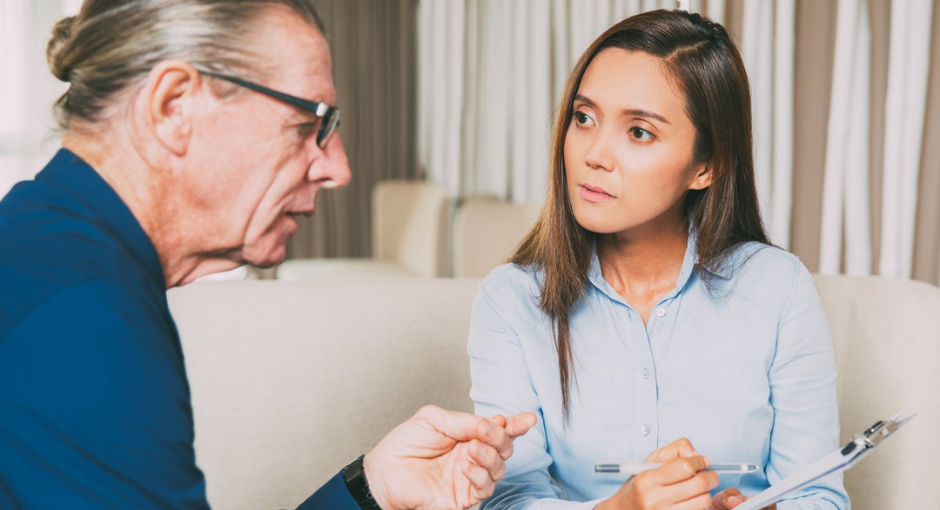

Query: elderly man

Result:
[0,1,536,509]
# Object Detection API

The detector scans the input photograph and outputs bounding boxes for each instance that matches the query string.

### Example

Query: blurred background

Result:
[1,0,937,285]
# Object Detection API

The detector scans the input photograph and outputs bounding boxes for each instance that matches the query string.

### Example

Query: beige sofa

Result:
[167,275,940,510]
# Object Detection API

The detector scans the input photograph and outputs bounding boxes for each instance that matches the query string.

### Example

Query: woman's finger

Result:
[645,437,699,463]
[641,455,711,486]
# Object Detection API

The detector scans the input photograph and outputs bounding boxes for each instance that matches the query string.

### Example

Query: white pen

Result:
[595,463,760,475]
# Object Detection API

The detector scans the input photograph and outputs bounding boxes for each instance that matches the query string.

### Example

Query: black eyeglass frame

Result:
[200,70,340,148]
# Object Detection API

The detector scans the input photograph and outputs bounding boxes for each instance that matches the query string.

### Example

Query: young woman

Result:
[468,9,848,510]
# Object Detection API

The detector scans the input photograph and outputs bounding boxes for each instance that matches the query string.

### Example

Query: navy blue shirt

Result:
[0,150,357,509]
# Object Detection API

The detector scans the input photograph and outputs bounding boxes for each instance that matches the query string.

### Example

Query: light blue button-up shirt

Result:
[468,238,849,510]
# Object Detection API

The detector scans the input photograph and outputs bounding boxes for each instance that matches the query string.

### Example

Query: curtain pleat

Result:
[879,0,934,278]
[460,0,479,197]
[771,0,795,251]
[843,0,872,276]
[820,0,861,274]
[707,0,726,24]
[742,0,775,236]
[512,0,551,203]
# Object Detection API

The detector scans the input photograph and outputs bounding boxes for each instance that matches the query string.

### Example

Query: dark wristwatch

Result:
[342,454,382,510]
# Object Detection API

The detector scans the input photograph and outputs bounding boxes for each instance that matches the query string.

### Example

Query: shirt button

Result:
[641,425,651,436]
[642,367,651,379]
[656,307,666,317]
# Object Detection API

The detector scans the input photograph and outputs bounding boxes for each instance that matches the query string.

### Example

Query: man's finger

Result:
[486,414,508,427]
[463,459,495,501]
[415,405,495,443]
[476,419,513,460]
[477,412,536,460]
[467,439,506,481]
[505,412,537,438]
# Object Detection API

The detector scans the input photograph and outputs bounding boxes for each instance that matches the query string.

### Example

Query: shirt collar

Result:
[39,148,166,287]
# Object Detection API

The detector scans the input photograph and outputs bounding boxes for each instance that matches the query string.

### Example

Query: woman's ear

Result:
[688,162,713,191]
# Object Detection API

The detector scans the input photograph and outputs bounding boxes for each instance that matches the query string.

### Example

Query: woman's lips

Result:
[579,183,615,203]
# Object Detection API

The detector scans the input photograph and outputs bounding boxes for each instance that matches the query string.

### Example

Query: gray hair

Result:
[47,0,325,130]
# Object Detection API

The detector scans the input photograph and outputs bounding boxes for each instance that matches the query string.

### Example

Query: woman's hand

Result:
[708,488,777,510]
[596,438,719,510]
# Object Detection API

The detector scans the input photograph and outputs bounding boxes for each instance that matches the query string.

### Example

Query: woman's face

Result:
[564,48,712,237]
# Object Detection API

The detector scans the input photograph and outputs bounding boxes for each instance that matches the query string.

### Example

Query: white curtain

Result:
[818,0,934,279]
[878,0,934,279]
[0,0,75,198]
[418,0,685,204]
[740,0,795,250]
[0,0,30,197]
[819,0,872,276]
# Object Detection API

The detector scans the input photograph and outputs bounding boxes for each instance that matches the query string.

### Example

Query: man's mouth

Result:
[286,210,315,218]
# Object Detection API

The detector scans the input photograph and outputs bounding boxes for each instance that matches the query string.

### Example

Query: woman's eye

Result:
[573,111,593,126]
[630,126,654,141]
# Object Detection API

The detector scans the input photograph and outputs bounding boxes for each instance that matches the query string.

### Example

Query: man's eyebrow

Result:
[573,94,671,125]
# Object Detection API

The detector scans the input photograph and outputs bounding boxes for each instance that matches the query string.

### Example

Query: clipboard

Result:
[734,413,914,510]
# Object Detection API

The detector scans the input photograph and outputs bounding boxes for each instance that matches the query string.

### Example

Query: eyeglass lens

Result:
[318,110,340,148]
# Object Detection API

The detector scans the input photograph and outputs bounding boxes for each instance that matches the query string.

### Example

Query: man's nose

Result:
[308,134,352,188]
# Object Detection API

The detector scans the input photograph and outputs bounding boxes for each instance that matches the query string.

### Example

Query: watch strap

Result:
[342,454,382,510]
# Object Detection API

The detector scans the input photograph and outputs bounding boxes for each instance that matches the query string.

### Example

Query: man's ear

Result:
[143,61,200,156]
[688,162,713,191]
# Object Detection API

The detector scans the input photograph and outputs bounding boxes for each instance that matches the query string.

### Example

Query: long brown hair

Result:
[510,9,769,419]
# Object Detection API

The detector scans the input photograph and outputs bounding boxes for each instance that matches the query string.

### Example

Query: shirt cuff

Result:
[296,470,361,510]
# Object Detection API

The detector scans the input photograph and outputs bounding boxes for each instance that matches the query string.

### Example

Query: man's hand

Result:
[362,405,537,510]
[708,488,776,510]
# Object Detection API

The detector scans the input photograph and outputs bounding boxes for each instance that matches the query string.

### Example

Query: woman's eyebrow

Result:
[573,93,598,109]
[622,108,671,125]
[574,93,670,125]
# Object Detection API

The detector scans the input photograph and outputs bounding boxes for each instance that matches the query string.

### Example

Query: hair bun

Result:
[47,15,77,82]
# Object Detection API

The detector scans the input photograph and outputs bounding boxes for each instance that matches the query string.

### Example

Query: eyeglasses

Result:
[200,70,340,148]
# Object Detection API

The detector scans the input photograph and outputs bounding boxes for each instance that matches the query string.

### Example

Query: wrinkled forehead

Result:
[249,6,336,104]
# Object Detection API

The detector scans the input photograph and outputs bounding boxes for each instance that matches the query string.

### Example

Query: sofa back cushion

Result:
[814,275,940,510]
[169,279,481,510]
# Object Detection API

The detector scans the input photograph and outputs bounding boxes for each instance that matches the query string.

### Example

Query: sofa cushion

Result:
[169,279,481,510]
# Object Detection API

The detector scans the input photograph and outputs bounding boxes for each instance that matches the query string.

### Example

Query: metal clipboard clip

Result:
[839,412,916,469]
